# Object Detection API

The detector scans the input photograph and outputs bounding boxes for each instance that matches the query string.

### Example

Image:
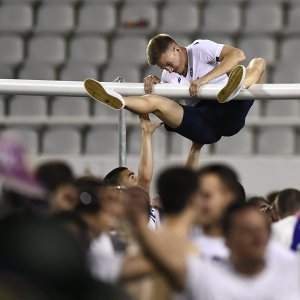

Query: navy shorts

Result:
[164,99,254,145]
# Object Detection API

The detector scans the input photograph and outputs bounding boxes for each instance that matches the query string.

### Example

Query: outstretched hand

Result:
[140,114,163,134]
[189,77,208,98]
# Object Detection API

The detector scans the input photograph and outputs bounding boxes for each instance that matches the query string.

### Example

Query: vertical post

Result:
[114,77,126,167]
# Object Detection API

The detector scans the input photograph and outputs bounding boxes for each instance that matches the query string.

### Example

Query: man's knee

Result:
[250,58,267,73]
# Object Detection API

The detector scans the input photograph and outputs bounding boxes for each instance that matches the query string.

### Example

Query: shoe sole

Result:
[217,66,245,103]
[84,78,124,110]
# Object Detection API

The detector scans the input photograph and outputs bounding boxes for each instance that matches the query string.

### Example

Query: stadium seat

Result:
[264,100,300,117]
[127,125,166,157]
[273,64,300,83]
[126,0,162,3]
[0,96,5,116]
[0,65,14,79]
[0,36,23,66]
[18,64,56,80]
[247,101,261,119]
[143,65,163,80]
[0,4,33,34]
[59,63,98,81]
[43,127,81,154]
[257,127,295,155]
[285,7,300,35]
[85,126,119,155]
[102,64,141,83]
[69,36,107,66]
[51,97,90,117]
[40,0,79,3]
[280,38,300,63]
[119,4,158,35]
[2,0,39,3]
[244,5,283,34]
[215,128,253,155]
[9,96,48,116]
[27,36,66,66]
[2,127,39,154]
[112,37,148,65]
[93,103,119,121]
[161,4,199,34]
[201,35,234,46]
[202,5,241,35]
[77,4,116,34]
[35,4,74,34]
[238,37,276,66]
[171,36,193,47]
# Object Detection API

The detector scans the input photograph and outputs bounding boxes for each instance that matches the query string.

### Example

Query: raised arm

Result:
[185,142,202,170]
[190,44,246,97]
[137,114,163,192]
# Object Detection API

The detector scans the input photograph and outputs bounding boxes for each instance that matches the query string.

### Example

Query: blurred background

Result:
[0,0,300,195]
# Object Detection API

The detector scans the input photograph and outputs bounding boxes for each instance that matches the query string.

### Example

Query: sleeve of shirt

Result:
[161,70,169,83]
[193,40,224,64]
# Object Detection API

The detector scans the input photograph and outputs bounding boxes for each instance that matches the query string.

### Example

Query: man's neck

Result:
[182,47,188,77]
[163,211,194,239]
[231,257,265,276]
[202,223,223,237]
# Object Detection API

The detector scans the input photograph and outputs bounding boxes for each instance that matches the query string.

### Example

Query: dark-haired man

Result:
[85,34,266,148]
[128,202,300,300]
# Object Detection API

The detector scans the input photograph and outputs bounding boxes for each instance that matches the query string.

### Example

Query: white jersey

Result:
[272,215,298,249]
[185,255,300,300]
[161,39,228,107]
[193,233,296,264]
[88,233,123,283]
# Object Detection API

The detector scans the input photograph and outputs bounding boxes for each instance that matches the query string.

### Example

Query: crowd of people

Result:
[0,114,299,300]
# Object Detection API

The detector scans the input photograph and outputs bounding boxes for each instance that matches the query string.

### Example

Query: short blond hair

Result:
[146,34,176,65]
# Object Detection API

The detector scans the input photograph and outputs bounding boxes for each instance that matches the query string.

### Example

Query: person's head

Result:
[196,164,245,226]
[223,202,270,267]
[266,191,279,222]
[247,196,273,222]
[104,167,138,188]
[75,177,122,237]
[35,161,77,213]
[147,34,186,75]
[274,188,300,220]
[157,166,199,217]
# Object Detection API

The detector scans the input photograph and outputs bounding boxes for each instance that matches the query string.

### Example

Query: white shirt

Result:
[88,233,123,283]
[185,255,300,300]
[193,233,296,264]
[272,216,298,249]
[161,39,228,106]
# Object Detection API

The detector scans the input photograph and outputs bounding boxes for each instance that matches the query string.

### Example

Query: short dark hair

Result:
[222,202,269,237]
[103,167,128,186]
[197,164,245,204]
[277,188,300,218]
[147,34,176,65]
[75,176,103,213]
[157,166,198,215]
[35,161,74,192]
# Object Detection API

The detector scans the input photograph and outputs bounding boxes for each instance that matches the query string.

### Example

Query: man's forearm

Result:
[138,132,153,192]
[204,49,246,83]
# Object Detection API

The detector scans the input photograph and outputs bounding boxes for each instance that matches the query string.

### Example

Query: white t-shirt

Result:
[88,233,123,283]
[193,233,296,263]
[272,216,298,249]
[161,39,228,106]
[185,255,300,300]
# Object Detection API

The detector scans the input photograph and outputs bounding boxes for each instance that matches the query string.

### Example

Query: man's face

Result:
[119,169,138,188]
[157,45,184,75]
[226,209,270,263]
[51,184,78,213]
[197,174,235,226]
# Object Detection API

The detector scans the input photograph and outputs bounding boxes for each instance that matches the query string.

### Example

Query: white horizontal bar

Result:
[0,79,300,99]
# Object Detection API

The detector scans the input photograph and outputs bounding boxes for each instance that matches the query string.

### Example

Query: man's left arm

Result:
[190,45,246,97]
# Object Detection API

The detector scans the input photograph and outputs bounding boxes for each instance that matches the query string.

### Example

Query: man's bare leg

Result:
[124,95,184,129]
[243,58,267,87]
